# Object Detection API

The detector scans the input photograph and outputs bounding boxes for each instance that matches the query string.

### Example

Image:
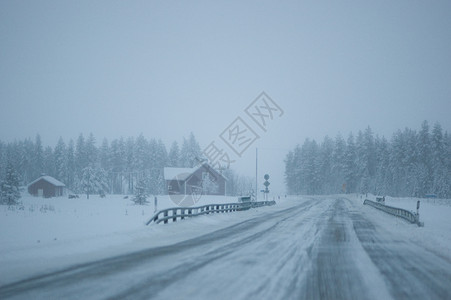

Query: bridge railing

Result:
[363,199,423,226]
[146,201,276,225]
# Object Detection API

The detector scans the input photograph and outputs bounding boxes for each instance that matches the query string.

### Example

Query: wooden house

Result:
[28,175,65,198]
[164,163,227,196]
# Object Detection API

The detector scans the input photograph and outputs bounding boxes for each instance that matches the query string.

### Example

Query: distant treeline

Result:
[0,133,251,196]
[285,121,451,198]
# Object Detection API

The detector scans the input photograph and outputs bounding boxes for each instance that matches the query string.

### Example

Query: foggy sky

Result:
[1,1,451,194]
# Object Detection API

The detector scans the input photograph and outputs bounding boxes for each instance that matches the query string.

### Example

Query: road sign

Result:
[263,181,270,187]
[264,174,270,180]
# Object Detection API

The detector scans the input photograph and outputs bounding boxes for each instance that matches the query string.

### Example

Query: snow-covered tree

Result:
[134,134,149,171]
[19,138,34,184]
[344,133,357,193]
[43,146,55,177]
[1,162,21,205]
[33,134,44,179]
[319,136,334,194]
[180,133,202,167]
[431,123,447,197]
[332,134,346,192]
[284,121,450,197]
[79,166,94,199]
[54,137,67,183]
[168,141,180,167]
[99,138,110,171]
[156,139,168,168]
[85,133,97,167]
[0,141,5,181]
[374,136,391,195]
[202,172,219,194]
[75,134,87,176]
[66,139,76,190]
[78,166,109,198]
[132,177,148,205]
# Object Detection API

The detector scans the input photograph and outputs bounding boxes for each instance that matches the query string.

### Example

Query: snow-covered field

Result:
[0,193,291,285]
[1,192,451,297]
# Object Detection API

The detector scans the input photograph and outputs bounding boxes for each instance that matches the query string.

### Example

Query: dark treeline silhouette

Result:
[285,121,451,198]
[0,133,203,195]
[0,132,252,197]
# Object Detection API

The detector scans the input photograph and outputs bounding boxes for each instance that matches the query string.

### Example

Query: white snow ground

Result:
[1,193,451,299]
[363,194,451,261]
[0,194,289,285]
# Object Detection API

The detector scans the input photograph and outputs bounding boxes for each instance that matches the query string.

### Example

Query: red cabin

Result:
[28,175,65,198]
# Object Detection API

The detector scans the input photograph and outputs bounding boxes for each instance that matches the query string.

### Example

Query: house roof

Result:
[28,175,66,187]
[164,167,195,181]
[164,163,228,181]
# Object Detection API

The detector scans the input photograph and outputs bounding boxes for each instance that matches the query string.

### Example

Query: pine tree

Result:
[43,146,55,177]
[19,138,34,184]
[156,139,168,168]
[99,138,110,171]
[54,137,67,183]
[85,133,97,167]
[374,136,390,195]
[125,137,135,172]
[110,138,126,194]
[168,141,180,167]
[134,134,149,172]
[344,133,357,193]
[202,172,219,194]
[93,168,109,196]
[33,134,44,179]
[79,166,95,199]
[76,134,86,177]
[0,141,5,181]
[416,121,432,195]
[332,134,346,193]
[180,138,191,168]
[319,136,334,194]
[431,123,446,197]
[66,139,76,190]
[79,166,110,198]
[284,150,296,194]
[180,133,202,167]
[1,162,21,205]
[132,177,149,205]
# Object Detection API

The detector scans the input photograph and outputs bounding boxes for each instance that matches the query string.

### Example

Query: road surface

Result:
[1,197,451,299]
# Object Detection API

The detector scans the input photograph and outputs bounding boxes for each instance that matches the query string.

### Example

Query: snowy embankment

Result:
[0,193,296,285]
[361,193,451,261]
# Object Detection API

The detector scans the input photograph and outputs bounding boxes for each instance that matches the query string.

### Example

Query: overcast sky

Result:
[1,1,450,194]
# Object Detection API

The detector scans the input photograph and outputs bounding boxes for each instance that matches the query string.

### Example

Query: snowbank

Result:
[358,194,451,262]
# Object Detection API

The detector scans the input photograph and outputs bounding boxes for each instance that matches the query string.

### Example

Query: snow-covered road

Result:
[1,197,451,300]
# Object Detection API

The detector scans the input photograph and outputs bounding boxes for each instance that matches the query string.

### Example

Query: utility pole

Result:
[255,147,258,201]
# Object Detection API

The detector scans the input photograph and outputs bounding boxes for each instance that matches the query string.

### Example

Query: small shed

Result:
[28,175,65,198]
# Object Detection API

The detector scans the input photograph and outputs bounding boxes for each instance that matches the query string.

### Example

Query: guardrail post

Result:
[164,210,168,224]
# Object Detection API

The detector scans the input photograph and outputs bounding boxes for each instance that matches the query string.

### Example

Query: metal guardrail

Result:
[146,201,276,225]
[363,199,424,226]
